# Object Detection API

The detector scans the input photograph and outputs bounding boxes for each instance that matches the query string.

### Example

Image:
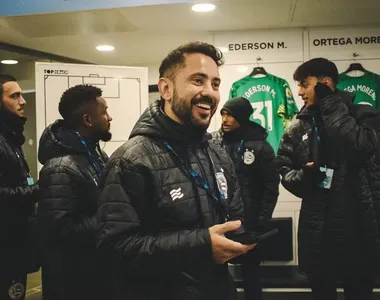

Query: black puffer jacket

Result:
[37,120,108,300]
[97,100,244,300]
[0,109,38,274]
[211,123,279,230]
[276,90,380,278]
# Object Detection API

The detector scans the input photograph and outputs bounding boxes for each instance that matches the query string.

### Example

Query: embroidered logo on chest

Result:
[170,188,184,201]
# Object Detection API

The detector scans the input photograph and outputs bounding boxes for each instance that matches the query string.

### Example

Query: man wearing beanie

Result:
[212,97,280,300]
[0,74,39,300]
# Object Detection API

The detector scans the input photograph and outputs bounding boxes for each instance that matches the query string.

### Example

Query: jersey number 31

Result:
[251,100,273,131]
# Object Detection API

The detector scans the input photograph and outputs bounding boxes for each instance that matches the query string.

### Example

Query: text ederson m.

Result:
[228,42,286,51]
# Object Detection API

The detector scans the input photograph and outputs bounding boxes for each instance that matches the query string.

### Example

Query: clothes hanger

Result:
[343,52,366,74]
[249,57,268,76]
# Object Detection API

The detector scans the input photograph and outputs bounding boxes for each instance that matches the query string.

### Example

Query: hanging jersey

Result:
[337,71,380,109]
[229,74,298,152]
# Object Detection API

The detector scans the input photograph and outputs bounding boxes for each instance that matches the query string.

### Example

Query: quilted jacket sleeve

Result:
[96,157,212,276]
[258,141,280,220]
[38,165,97,245]
[0,140,38,207]
[319,93,380,158]
[276,131,306,198]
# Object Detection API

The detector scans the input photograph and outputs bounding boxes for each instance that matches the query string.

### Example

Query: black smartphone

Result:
[225,228,278,245]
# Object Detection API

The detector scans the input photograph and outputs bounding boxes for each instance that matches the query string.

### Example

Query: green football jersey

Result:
[229,74,298,152]
[337,71,380,109]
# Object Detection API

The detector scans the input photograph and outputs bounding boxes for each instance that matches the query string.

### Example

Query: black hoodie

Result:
[37,119,108,300]
[96,100,243,300]
[212,122,280,230]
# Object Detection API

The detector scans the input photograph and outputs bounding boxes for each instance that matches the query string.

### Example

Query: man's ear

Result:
[82,114,92,127]
[321,77,334,90]
[158,77,173,102]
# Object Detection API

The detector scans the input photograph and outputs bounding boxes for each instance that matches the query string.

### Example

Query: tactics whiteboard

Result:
[35,62,148,172]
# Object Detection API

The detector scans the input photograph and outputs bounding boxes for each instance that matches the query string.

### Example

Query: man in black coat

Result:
[212,97,280,300]
[96,42,256,300]
[37,84,112,300]
[0,74,39,300]
[276,58,380,300]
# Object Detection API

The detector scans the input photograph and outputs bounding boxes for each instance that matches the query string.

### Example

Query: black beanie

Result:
[221,97,253,125]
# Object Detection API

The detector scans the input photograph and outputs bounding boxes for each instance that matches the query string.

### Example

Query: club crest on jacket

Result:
[243,149,255,165]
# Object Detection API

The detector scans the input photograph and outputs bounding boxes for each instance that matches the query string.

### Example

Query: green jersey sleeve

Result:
[277,79,298,128]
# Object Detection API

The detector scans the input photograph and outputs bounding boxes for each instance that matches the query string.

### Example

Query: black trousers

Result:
[0,274,27,300]
[308,275,374,300]
[241,249,262,300]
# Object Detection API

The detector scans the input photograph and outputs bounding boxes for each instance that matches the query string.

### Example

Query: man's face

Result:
[165,53,221,130]
[221,110,240,132]
[89,97,113,142]
[1,81,26,117]
[297,76,320,108]
[297,76,334,108]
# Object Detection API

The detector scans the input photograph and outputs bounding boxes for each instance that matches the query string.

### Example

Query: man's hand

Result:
[314,82,334,103]
[209,220,256,264]
[302,162,326,184]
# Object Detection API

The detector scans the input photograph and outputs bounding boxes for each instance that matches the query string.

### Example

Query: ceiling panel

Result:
[0,49,36,62]
[5,9,138,38]
[119,0,295,32]
[0,0,379,66]
[292,0,380,27]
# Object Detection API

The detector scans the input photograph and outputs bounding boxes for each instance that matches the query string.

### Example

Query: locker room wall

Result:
[210,26,380,265]
[144,26,380,265]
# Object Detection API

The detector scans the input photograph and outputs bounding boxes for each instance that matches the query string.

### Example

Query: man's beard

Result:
[99,131,112,142]
[171,89,215,130]
[91,124,112,142]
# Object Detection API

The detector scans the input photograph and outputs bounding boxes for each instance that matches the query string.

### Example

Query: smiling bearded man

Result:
[96,41,257,300]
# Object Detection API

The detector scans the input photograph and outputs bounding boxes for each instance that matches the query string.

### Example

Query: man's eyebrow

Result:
[9,91,22,97]
[191,72,221,82]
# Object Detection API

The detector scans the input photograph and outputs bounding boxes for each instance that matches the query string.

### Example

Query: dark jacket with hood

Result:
[276,90,380,278]
[37,119,108,300]
[96,100,244,300]
[0,108,39,274]
[211,122,279,231]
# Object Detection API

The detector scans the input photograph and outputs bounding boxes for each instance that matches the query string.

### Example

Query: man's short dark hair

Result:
[159,41,224,79]
[293,58,339,85]
[0,74,16,100]
[59,84,102,127]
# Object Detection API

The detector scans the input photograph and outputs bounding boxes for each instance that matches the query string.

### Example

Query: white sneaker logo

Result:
[170,188,184,201]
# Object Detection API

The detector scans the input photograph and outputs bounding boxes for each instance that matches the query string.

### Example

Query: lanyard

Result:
[312,117,321,145]
[237,140,244,154]
[163,142,228,216]
[312,117,327,169]
[75,132,102,179]
[221,138,244,154]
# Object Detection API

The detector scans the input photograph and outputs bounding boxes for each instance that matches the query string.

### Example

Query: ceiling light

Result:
[96,45,114,52]
[1,60,18,65]
[219,47,229,53]
[192,3,216,12]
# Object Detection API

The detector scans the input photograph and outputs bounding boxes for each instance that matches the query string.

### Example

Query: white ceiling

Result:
[0,0,379,67]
